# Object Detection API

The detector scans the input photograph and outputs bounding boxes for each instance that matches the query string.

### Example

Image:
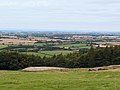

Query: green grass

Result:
[0,70,120,90]
[21,50,73,57]
[39,50,73,55]
[34,43,45,46]
[34,43,90,49]
[57,43,90,49]
[0,45,8,49]
[21,52,47,57]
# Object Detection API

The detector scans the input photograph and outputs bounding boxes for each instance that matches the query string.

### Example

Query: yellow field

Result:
[0,39,37,45]
[95,42,120,46]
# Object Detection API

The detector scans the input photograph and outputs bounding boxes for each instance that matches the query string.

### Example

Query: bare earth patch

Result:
[22,67,65,71]
[23,65,120,72]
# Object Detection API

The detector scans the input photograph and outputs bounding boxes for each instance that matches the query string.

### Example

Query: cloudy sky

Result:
[0,0,120,32]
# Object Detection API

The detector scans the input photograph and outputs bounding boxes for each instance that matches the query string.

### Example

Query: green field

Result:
[34,43,45,46]
[59,43,87,47]
[39,50,73,55]
[21,52,47,57]
[0,70,120,90]
[0,45,8,49]
[34,42,60,46]
[22,50,73,57]
[57,43,90,49]
[34,43,90,49]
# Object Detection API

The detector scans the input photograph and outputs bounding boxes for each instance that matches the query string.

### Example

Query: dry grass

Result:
[0,39,37,45]
[22,65,120,72]
[22,67,89,72]
[31,37,66,41]
[95,42,120,45]
[88,65,120,72]
[22,67,66,72]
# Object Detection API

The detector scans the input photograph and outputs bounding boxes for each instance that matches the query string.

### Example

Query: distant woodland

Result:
[0,46,120,70]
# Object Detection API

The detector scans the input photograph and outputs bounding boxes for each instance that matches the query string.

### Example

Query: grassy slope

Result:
[0,70,120,90]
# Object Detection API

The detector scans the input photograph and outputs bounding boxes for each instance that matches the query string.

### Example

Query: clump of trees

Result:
[0,46,120,70]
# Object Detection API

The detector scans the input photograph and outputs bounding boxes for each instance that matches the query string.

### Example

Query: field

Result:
[0,70,120,90]
[95,42,120,46]
[58,43,88,47]
[21,52,47,57]
[0,39,37,45]
[22,50,73,57]
[40,50,73,55]
[54,43,90,49]
[0,45,8,49]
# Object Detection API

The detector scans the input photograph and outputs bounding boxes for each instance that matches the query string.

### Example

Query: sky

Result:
[0,0,120,32]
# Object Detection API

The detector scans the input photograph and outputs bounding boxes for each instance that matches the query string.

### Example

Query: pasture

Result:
[34,42,90,49]
[39,50,73,55]
[55,43,90,49]
[58,43,87,47]
[21,50,73,57]
[0,45,8,49]
[0,39,37,45]
[0,70,120,90]
[95,42,120,46]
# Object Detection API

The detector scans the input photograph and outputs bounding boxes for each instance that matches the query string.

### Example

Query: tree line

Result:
[0,46,120,70]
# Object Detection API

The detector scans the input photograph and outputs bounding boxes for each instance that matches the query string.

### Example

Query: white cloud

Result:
[0,0,51,9]
[0,0,120,31]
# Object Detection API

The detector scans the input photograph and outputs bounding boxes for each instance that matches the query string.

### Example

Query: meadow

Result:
[53,43,90,49]
[21,50,73,57]
[0,44,8,49]
[58,43,88,47]
[35,42,90,49]
[0,70,120,90]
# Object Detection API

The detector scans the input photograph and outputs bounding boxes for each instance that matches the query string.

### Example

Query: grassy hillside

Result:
[0,70,120,90]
